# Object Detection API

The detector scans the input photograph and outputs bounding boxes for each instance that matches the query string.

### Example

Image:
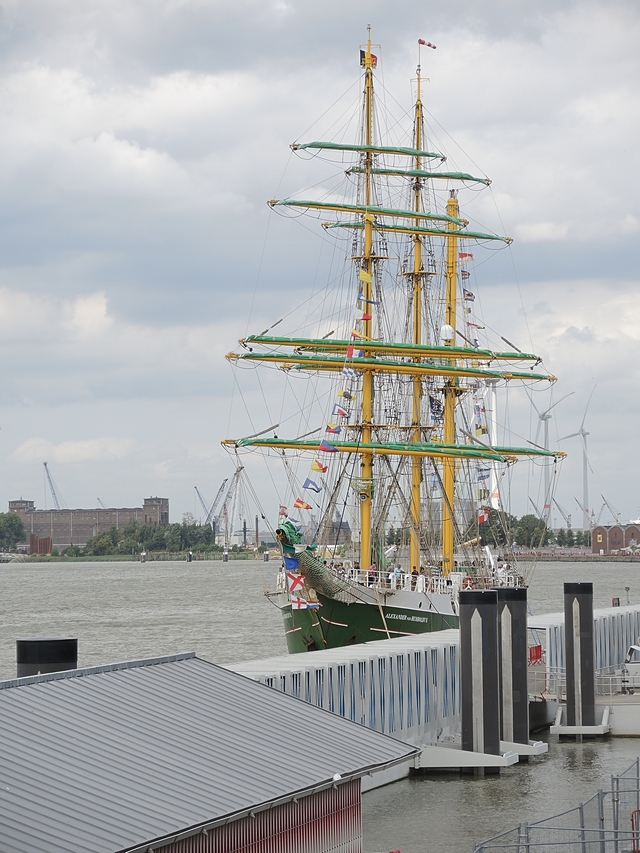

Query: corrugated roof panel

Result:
[0,654,416,853]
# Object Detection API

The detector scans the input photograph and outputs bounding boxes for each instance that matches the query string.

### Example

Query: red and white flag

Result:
[478,509,490,523]
[291,596,308,610]
[278,505,287,516]
[286,571,305,592]
[418,39,437,49]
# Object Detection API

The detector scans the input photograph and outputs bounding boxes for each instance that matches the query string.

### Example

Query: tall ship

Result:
[223,32,562,653]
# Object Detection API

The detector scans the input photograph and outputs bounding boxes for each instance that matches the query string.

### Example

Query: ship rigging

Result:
[222,32,564,652]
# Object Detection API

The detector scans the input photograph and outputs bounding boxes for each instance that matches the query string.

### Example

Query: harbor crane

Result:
[575,497,594,529]
[97,498,108,510]
[43,462,65,510]
[553,498,572,530]
[194,479,229,538]
[194,486,210,523]
[220,467,244,549]
[529,497,544,521]
[205,479,228,529]
[600,494,621,525]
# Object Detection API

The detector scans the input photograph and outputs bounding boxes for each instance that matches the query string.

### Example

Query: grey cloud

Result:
[0,1,589,79]
[0,0,638,518]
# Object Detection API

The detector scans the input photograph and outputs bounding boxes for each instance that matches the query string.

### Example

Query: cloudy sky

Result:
[0,0,638,527]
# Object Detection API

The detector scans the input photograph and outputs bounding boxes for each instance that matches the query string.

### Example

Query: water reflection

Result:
[362,739,640,853]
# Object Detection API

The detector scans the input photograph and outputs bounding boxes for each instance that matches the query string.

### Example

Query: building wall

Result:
[609,526,624,551]
[143,497,169,527]
[625,526,640,547]
[329,521,352,546]
[157,780,362,853]
[9,497,169,550]
[592,526,607,554]
[592,524,640,555]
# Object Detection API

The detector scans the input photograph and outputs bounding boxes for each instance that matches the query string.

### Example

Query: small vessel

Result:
[223,32,562,653]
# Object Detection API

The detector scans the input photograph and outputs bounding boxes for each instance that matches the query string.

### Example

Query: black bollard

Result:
[564,582,596,727]
[263,551,270,562]
[17,638,78,678]
[460,589,500,767]
[222,552,229,563]
[496,587,529,745]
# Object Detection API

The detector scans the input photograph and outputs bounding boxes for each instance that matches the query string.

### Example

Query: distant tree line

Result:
[59,517,251,558]
[386,512,591,550]
[0,513,26,550]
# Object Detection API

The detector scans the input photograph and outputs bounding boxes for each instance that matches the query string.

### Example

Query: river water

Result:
[1,558,639,852]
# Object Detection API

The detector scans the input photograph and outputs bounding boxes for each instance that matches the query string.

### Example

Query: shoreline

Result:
[2,552,268,564]
[4,552,639,564]
[518,554,640,562]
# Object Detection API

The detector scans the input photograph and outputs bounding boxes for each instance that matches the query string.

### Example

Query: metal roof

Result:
[0,652,416,853]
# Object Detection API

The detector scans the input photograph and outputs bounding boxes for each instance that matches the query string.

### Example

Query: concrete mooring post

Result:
[497,587,529,745]
[564,582,596,727]
[460,589,500,770]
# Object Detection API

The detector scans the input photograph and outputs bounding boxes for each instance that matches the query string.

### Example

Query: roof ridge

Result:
[0,651,197,690]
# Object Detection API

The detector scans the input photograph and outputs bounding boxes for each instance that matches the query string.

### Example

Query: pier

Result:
[230,601,640,787]
[531,603,640,672]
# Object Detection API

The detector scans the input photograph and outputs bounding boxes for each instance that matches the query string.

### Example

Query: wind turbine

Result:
[559,387,596,531]
[527,390,575,522]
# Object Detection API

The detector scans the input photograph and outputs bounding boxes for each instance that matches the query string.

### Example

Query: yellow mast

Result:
[409,61,424,573]
[442,191,459,574]
[223,38,563,579]
[359,28,375,571]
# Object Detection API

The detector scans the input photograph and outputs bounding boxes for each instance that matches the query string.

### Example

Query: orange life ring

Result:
[462,576,474,590]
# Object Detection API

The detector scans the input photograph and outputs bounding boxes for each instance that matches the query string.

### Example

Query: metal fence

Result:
[527,667,640,701]
[473,758,640,853]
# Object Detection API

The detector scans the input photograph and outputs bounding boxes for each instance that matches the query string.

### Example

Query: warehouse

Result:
[0,652,415,853]
[592,523,640,555]
[8,496,169,551]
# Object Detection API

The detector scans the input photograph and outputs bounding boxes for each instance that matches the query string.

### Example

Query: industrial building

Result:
[0,652,414,853]
[592,523,640,555]
[8,497,169,551]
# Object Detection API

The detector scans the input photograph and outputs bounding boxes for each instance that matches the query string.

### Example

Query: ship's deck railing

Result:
[473,757,640,853]
[275,566,522,596]
[335,568,522,593]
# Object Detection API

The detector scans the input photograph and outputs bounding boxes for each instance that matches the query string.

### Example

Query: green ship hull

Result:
[280,591,459,654]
